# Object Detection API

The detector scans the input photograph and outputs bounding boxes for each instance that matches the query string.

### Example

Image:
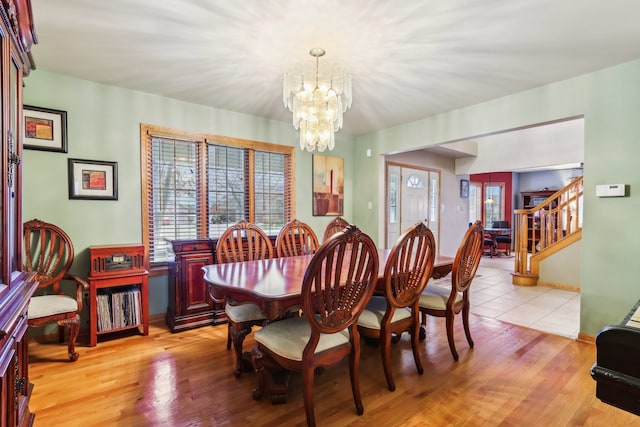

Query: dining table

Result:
[202,249,454,403]
[483,227,512,256]
[203,250,454,322]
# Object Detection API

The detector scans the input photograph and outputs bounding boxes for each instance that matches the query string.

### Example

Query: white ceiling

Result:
[29,0,640,138]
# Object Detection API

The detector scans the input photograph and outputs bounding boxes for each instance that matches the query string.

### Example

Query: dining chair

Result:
[322,216,349,242]
[216,220,274,377]
[357,222,436,391]
[23,219,89,361]
[253,225,379,427]
[275,219,319,257]
[418,220,483,361]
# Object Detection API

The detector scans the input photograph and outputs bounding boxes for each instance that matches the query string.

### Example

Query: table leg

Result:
[252,347,292,404]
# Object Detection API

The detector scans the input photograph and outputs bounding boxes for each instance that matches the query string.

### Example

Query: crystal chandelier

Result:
[283,48,352,152]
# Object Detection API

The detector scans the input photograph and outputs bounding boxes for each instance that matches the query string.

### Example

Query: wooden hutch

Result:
[0,0,38,425]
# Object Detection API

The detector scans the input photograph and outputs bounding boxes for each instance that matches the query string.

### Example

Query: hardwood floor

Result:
[29,315,635,426]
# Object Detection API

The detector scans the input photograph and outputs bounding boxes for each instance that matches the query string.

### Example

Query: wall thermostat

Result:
[595,184,626,197]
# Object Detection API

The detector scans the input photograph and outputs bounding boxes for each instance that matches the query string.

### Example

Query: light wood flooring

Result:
[28,314,636,426]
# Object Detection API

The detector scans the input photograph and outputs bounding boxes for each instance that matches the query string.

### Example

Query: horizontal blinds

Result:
[254,150,292,235]
[147,136,202,262]
[142,124,295,264]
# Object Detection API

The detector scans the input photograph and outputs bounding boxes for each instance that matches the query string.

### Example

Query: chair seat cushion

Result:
[357,295,412,329]
[254,316,350,361]
[225,303,266,323]
[28,294,78,319]
[419,286,462,310]
[495,236,511,243]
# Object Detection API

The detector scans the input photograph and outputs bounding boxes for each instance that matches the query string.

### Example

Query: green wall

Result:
[354,58,640,336]
[25,57,640,338]
[22,71,357,324]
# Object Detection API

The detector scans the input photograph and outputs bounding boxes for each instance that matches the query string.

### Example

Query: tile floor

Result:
[430,254,581,339]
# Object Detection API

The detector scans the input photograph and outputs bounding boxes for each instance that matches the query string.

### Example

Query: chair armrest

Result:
[63,273,90,311]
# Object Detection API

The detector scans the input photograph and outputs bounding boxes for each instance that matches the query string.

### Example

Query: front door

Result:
[386,163,440,250]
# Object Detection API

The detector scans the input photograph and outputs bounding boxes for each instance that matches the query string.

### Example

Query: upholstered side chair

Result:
[357,222,436,391]
[322,216,349,242]
[418,220,483,361]
[23,219,89,362]
[253,225,379,427]
[216,220,273,377]
[275,219,319,257]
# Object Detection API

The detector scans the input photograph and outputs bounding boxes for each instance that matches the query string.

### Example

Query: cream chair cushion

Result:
[255,315,350,361]
[225,303,266,323]
[28,295,78,319]
[357,295,412,329]
[419,286,463,310]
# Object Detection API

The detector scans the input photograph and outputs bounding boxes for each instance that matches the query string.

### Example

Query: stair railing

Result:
[513,176,583,280]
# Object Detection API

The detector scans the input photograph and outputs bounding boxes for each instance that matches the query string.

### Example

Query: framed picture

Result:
[312,154,344,216]
[23,105,68,153]
[460,179,469,198]
[68,158,118,200]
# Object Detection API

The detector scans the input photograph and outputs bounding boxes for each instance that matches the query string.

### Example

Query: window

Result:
[468,182,482,224]
[141,125,294,268]
[483,183,504,226]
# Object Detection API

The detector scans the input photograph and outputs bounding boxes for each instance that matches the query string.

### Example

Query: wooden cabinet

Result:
[0,1,38,425]
[521,190,557,251]
[166,239,225,332]
[88,245,149,346]
[166,236,277,332]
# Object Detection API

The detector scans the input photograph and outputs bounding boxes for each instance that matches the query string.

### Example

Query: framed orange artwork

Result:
[312,154,344,216]
[23,105,68,153]
[68,158,118,200]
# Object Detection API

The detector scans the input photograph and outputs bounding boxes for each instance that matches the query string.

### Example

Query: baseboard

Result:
[536,280,580,292]
[577,332,595,344]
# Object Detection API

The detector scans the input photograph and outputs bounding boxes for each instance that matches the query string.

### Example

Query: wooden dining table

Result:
[203,250,454,322]
[202,249,454,403]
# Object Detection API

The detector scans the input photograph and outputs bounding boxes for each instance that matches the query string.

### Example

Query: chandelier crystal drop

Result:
[283,48,352,152]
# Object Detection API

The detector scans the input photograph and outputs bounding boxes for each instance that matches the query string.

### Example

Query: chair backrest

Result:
[453,220,484,294]
[216,220,274,264]
[302,225,379,335]
[23,218,75,293]
[492,220,509,229]
[276,219,319,257]
[383,222,436,308]
[322,216,349,242]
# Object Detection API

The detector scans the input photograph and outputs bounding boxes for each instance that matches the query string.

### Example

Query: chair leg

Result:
[463,303,474,349]
[418,312,427,341]
[302,361,317,427]
[226,323,232,350]
[229,320,252,378]
[410,316,424,376]
[59,315,80,362]
[445,311,459,361]
[349,333,364,416]
[379,327,395,391]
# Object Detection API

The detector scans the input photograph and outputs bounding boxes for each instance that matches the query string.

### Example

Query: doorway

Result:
[385,162,440,250]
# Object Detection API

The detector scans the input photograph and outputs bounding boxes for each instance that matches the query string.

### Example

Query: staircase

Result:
[512,176,584,286]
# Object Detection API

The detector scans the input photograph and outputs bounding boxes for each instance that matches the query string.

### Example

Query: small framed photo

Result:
[68,158,118,200]
[460,179,469,198]
[23,105,68,153]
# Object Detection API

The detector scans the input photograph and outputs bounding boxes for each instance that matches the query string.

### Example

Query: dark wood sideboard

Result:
[0,1,38,426]
[165,236,276,332]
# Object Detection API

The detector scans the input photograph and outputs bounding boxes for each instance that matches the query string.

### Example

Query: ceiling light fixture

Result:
[283,48,352,152]
[484,172,494,204]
